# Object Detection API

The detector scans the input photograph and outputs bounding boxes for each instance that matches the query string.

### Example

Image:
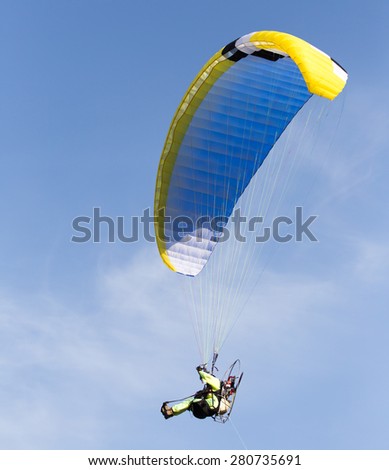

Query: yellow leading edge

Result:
[249,31,347,100]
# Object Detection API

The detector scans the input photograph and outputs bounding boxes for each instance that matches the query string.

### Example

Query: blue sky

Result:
[0,0,388,450]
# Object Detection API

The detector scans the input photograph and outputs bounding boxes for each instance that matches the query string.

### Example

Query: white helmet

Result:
[218,397,231,415]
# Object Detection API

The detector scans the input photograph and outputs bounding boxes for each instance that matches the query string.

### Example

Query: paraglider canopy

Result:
[154,30,347,277]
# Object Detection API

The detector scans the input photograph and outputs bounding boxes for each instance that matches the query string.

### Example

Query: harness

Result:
[190,384,223,419]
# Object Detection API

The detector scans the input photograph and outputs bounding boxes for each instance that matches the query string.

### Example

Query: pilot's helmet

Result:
[218,397,231,415]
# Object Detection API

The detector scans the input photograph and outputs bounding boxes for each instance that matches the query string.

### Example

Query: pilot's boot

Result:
[161,403,174,419]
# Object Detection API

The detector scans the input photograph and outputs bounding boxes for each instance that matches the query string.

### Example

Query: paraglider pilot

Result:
[161,365,233,420]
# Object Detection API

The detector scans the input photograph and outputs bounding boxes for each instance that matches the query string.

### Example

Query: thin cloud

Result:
[353,239,389,283]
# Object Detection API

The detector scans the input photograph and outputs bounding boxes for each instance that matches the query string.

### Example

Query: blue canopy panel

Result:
[164,55,312,276]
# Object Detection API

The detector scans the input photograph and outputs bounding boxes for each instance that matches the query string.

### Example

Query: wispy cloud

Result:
[352,239,389,283]
[0,245,194,448]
